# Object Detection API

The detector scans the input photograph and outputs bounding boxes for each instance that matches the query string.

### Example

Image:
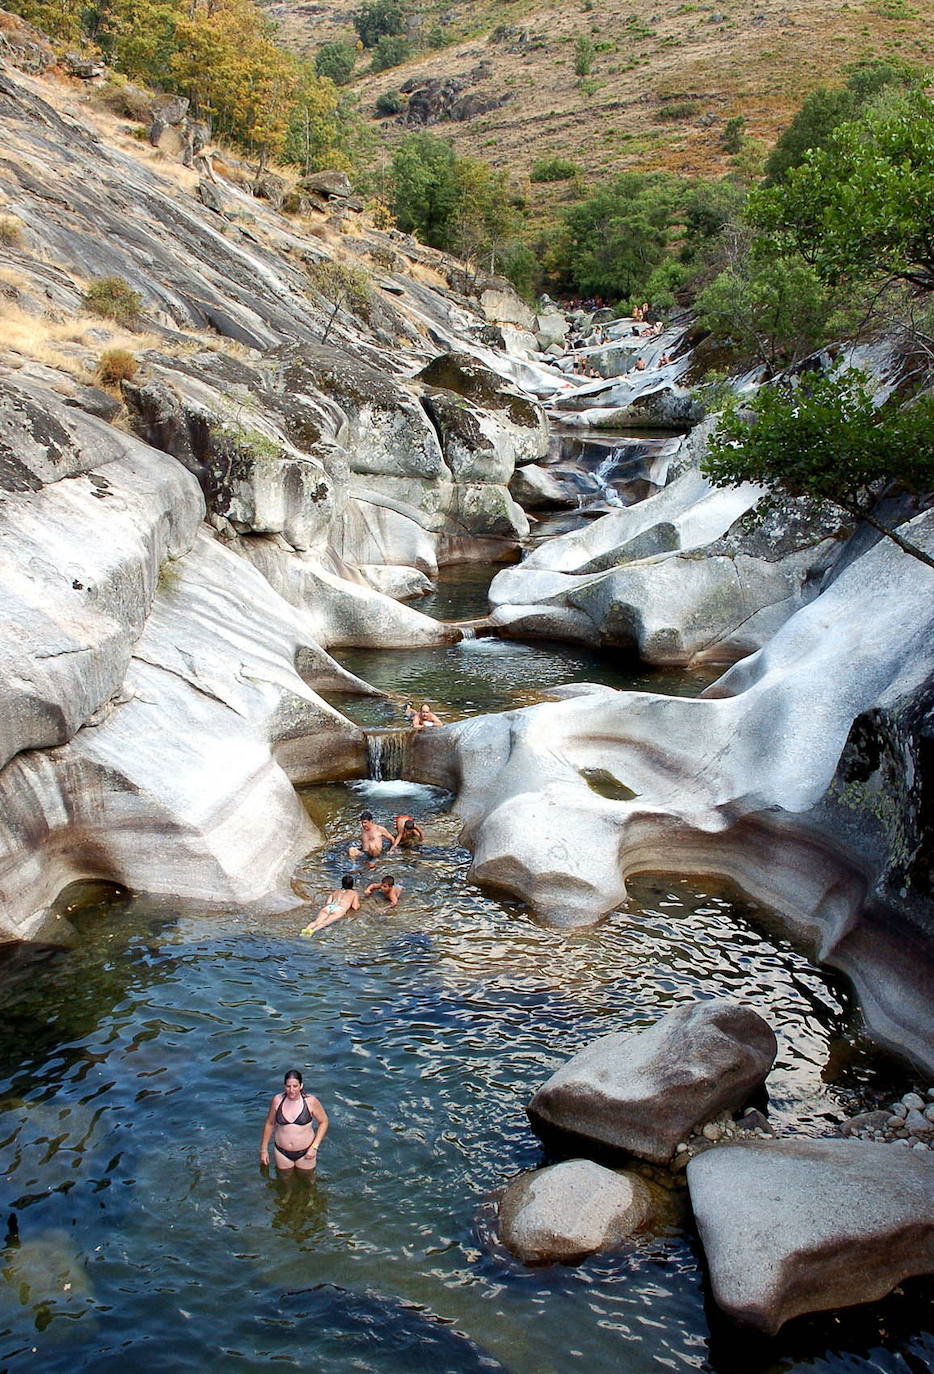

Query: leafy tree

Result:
[4,0,85,43]
[703,369,934,570]
[763,86,856,185]
[375,88,403,117]
[390,132,460,247]
[763,57,924,183]
[750,90,934,294]
[352,0,405,49]
[560,172,680,299]
[695,247,840,371]
[283,64,345,173]
[314,41,356,85]
[369,32,410,72]
[720,116,746,154]
[574,35,595,78]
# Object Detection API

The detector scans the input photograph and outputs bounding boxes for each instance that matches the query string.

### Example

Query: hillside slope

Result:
[261,0,932,220]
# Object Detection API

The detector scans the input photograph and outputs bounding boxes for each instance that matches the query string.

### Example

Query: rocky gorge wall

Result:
[0,27,931,1078]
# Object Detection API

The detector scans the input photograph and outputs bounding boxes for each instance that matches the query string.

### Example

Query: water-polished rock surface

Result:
[527,1000,777,1163]
[688,1138,934,1334]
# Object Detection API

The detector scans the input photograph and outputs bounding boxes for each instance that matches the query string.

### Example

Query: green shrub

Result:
[656,100,700,120]
[314,41,356,85]
[81,276,144,326]
[375,88,404,117]
[353,0,405,49]
[306,259,374,319]
[530,157,580,182]
[720,116,746,153]
[369,33,410,71]
[96,348,139,386]
[0,216,24,248]
[574,35,595,77]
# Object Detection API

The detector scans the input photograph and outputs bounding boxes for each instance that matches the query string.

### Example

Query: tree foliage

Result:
[751,90,934,294]
[703,369,934,568]
[7,0,356,172]
[763,57,924,183]
[696,243,843,371]
[314,41,356,85]
[352,0,405,49]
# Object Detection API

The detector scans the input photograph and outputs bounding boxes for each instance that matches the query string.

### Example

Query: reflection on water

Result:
[324,639,720,730]
[0,777,929,1373]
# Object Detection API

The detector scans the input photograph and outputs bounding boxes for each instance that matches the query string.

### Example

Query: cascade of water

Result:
[459,626,477,641]
[593,448,625,506]
[364,731,410,781]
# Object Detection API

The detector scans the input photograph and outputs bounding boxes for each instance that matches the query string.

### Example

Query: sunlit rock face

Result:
[409,513,934,1073]
[528,1000,777,1164]
[0,381,365,941]
[688,1139,934,1333]
[489,463,844,665]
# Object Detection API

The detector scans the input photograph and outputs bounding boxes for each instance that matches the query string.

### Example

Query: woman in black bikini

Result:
[260,1069,329,1171]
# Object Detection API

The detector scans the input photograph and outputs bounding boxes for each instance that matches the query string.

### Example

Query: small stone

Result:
[702,1122,723,1142]
[896,1137,911,1147]
[924,1104,934,1123]
[905,1110,933,1136]
[902,1093,925,1111]
[891,1102,908,1118]
[676,1143,688,1153]
[912,1142,929,1152]
[739,1108,773,1135]
[888,1114,909,1129]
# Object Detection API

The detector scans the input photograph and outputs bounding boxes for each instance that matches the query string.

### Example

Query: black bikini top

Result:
[275,1093,312,1127]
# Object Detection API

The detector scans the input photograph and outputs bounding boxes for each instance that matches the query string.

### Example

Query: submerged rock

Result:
[498,1159,652,1264]
[688,1138,934,1333]
[527,1000,777,1164]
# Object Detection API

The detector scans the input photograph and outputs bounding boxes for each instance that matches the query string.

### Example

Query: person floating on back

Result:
[364,875,403,906]
[391,815,424,851]
[300,874,360,936]
[348,810,394,863]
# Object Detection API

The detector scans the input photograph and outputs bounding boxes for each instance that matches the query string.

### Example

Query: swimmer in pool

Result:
[347,810,395,863]
[260,1068,328,1170]
[364,875,403,906]
[300,874,360,935]
[390,816,423,851]
[411,702,443,730]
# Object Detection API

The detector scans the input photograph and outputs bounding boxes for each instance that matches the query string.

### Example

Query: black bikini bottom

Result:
[275,1142,313,1162]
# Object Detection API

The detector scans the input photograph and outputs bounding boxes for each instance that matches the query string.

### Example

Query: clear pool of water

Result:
[0,778,929,1374]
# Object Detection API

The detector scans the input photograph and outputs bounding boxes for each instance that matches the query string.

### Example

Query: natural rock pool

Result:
[1,571,931,1373]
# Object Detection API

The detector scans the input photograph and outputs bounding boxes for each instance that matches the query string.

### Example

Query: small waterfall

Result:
[458,626,477,641]
[365,730,410,781]
[593,448,625,506]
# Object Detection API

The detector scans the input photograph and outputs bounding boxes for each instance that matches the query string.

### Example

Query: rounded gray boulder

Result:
[498,1159,652,1265]
[528,999,777,1164]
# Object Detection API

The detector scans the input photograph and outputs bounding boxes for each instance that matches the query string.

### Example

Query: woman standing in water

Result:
[260,1070,329,1171]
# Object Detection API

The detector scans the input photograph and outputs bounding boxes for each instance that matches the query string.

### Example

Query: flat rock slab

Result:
[528,999,777,1164]
[498,1159,651,1265]
[688,1138,934,1334]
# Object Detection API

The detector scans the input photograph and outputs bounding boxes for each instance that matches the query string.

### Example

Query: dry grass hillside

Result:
[261,0,932,224]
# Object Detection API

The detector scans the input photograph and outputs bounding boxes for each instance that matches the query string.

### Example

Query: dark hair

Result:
[403,819,415,830]
[360,810,373,822]
[284,1069,303,1086]
[381,875,394,886]
[341,874,355,889]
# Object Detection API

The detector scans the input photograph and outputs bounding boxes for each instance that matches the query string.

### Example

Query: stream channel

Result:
[1,496,933,1371]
